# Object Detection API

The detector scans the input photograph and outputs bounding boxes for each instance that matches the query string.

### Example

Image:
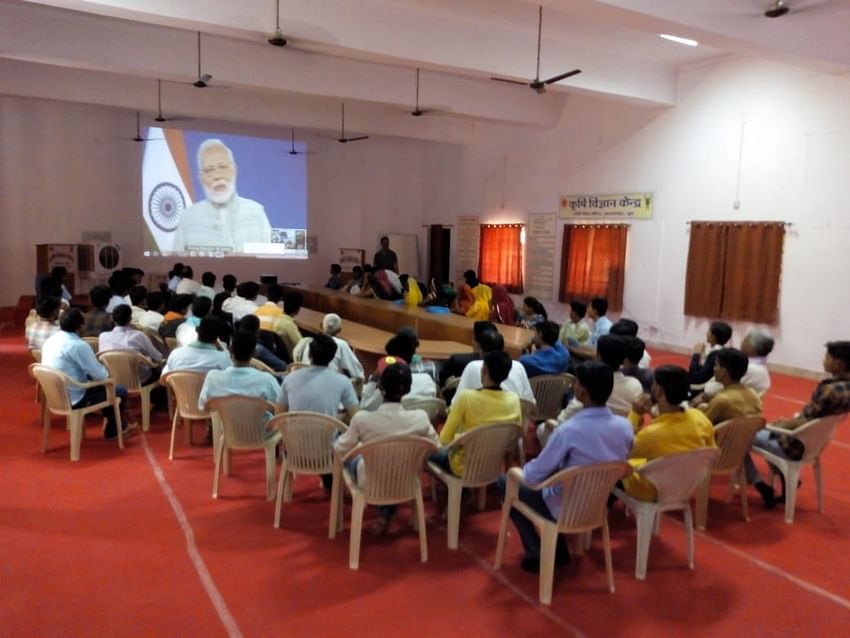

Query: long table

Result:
[285,285,532,358]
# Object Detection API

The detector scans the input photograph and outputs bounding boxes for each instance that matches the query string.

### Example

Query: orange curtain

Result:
[559,224,627,311]
[478,224,524,294]
[683,221,785,324]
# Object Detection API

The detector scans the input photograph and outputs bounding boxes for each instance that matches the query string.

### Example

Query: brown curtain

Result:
[721,223,785,323]
[479,224,524,293]
[684,222,728,318]
[683,221,785,323]
[559,224,627,311]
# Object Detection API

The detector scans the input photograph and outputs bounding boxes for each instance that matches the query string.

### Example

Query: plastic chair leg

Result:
[602,518,615,593]
[141,389,151,432]
[69,413,83,462]
[328,468,341,540]
[113,401,124,450]
[415,491,428,563]
[212,442,224,498]
[349,496,365,570]
[684,505,695,570]
[538,523,558,605]
[695,477,710,531]
[446,482,462,550]
[738,467,750,522]
[264,444,276,501]
[274,461,288,529]
[494,498,512,569]
[168,411,180,461]
[634,507,655,580]
[814,459,824,513]
[41,409,51,454]
[783,465,801,524]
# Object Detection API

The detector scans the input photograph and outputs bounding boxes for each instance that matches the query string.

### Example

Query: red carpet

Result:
[2,336,849,637]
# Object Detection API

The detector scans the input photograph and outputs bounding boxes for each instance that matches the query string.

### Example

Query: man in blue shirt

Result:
[162,317,232,375]
[519,320,570,378]
[566,297,613,366]
[41,308,128,439]
[498,361,633,573]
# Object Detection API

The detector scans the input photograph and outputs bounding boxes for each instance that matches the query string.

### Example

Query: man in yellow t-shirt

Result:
[700,348,762,425]
[272,291,303,360]
[624,365,716,501]
[433,350,522,476]
[254,283,284,330]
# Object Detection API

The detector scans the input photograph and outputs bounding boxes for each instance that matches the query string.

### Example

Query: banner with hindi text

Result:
[560,193,653,220]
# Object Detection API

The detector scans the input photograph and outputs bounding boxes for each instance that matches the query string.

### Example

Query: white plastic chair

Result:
[97,349,161,432]
[401,396,447,424]
[529,373,575,421]
[82,336,99,353]
[161,371,209,460]
[495,462,631,605]
[613,447,719,580]
[752,415,845,524]
[205,396,281,500]
[268,412,347,538]
[695,416,765,530]
[427,422,523,549]
[338,436,438,570]
[29,363,124,462]
[249,357,286,380]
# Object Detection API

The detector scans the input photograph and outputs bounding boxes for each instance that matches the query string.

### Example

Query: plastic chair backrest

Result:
[520,398,535,425]
[401,397,446,422]
[555,462,632,531]
[29,364,72,412]
[269,412,346,474]
[30,349,42,363]
[793,415,845,462]
[640,448,719,507]
[288,362,308,373]
[529,374,574,420]
[97,350,144,391]
[713,416,767,472]
[162,371,209,420]
[453,422,522,483]
[165,337,178,351]
[249,358,278,376]
[351,436,437,502]
[82,336,99,353]
[206,395,276,448]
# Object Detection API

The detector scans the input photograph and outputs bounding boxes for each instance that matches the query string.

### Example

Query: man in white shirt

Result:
[295,313,365,382]
[105,271,132,314]
[98,305,163,384]
[197,271,217,300]
[175,266,201,296]
[162,317,231,375]
[222,281,260,322]
[359,335,438,410]
[138,291,166,333]
[334,361,440,534]
[128,285,149,330]
[453,329,535,406]
[701,328,773,399]
[167,262,183,292]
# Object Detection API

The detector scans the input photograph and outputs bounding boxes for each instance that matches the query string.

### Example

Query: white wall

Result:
[0,95,463,304]
[458,56,850,373]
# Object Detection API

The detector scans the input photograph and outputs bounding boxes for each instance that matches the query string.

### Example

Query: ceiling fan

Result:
[154,79,190,123]
[762,0,837,17]
[128,111,164,142]
[318,104,369,144]
[268,0,287,46]
[190,32,229,88]
[491,5,581,94]
[411,68,436,117]
[287,129,307,155]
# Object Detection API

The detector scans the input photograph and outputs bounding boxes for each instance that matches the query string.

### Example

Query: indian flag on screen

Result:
[142,127,195,253]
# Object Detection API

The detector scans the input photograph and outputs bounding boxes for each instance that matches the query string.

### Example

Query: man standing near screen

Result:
[373,236,399,273]
[172,139,272,253]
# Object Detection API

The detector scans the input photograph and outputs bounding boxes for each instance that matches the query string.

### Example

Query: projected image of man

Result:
[172,139,272,253]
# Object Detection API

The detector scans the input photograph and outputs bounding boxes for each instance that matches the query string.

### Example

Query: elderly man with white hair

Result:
[172,139,272,252]
[293,313,365,382]
[700,328,774,400]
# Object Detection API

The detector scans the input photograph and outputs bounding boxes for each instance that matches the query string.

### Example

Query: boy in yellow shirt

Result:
[624,365,716,501]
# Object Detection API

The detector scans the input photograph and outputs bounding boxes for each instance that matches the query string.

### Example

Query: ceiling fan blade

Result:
[345,136,370,142]
[315,133,340,141]
[543,69,582,85]
[491,77,530,86]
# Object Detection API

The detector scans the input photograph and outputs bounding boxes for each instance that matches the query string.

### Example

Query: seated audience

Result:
[432,351,522,477]
[360,336,438,410]
[175,296,212,347]
[98,305,164,384]
[610,319,651,368]
[621,336,654,392]
[167,262,184,292]
[453,280,474,315]
[342,265,365,294]
[325,263,343,290]
[159,294,193,338]
[41,308,128,438]
[395,327,437,380]
[453,330,535,406]
[519,297,548,329]
[439,320,496,394]
[162,317,231,375]
[128,285,148,329]
[490,284,516,325]
[236,315,287,372]
[254,283,284,330]
[699,348,762,425]
[272,291,303,359]
[400,274,423,307]
[106,271,132,313]
[222,281,260,322]
[623,365,716,501]
[498,361,634,573]
[138,291,166,333]
[744,341,850,508]
[702,328,774,399]
[558,301,591,348]
[567,297,612,362]
[461,270,493,321]
[333,362,440,535]
[175,266,200,296]
[38,266,71,304]
[213,274,237,319]
[26,297,60,350]
[689,321,733,386]
[295,313,364,382]
[198,271,217,299]
[520,320,570,378]
[197,331,280,425]
[82,285,114,337]
[370,269,403,301]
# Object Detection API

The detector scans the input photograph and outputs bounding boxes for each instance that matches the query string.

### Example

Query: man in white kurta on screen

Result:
[172,139,272,253]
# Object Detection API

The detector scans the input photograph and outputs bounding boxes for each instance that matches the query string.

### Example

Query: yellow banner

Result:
[560,193,653,219]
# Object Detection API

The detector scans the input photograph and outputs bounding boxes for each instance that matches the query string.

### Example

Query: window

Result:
[684,221,785,324]
[559,224,627,311]
[478,224,524,293]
